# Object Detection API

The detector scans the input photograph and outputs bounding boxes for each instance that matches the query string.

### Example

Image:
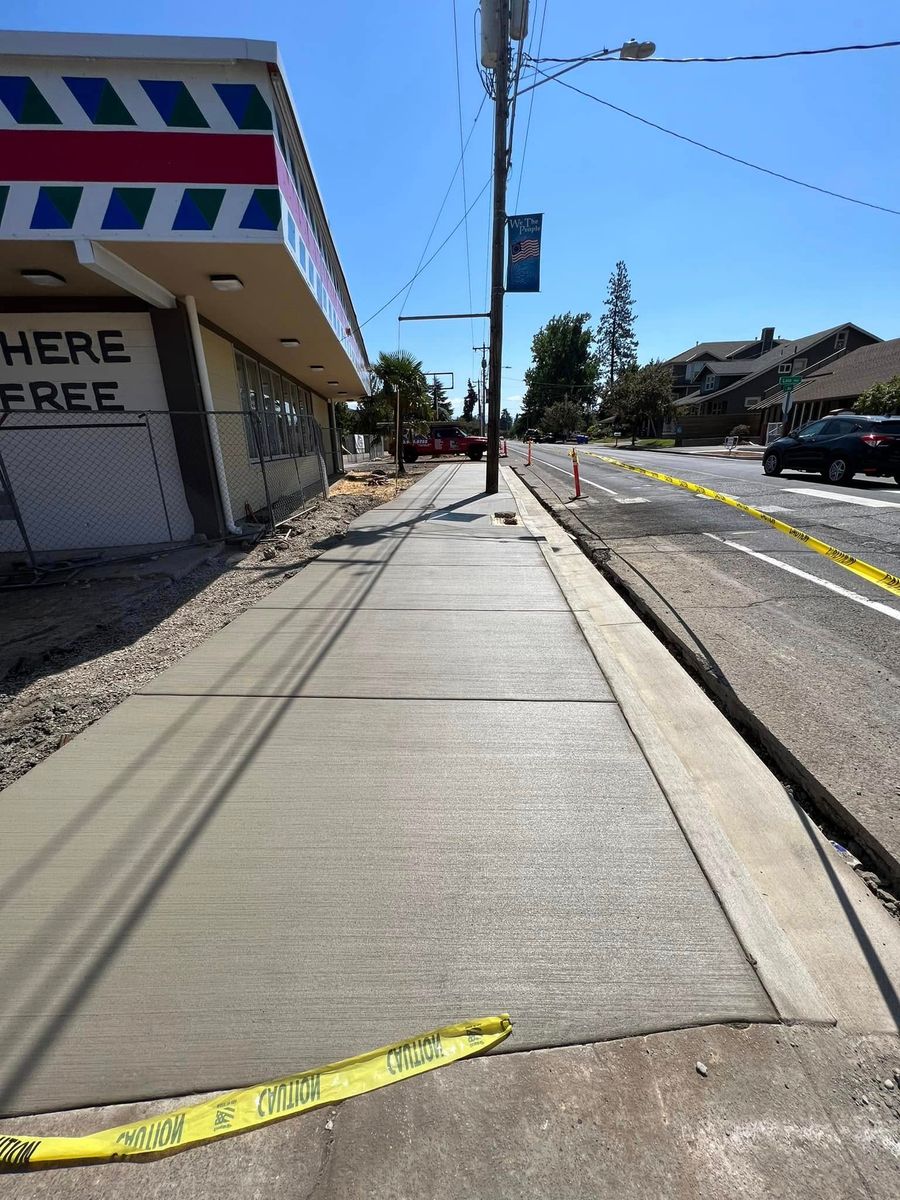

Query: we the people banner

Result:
[506,214,543,292]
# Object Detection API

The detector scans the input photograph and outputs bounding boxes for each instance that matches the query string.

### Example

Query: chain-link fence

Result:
[0,408,331,576]
[341,433,385,465]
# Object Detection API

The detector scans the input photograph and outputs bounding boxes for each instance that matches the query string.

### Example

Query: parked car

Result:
[402,423,487,462]
[538,432,559,443]
[763,414,900,486]
[524,427,542,442]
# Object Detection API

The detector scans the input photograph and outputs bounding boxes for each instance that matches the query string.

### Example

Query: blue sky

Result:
[6,2,900,413]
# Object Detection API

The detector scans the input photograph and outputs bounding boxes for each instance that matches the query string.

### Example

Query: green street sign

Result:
[779,375,802,391]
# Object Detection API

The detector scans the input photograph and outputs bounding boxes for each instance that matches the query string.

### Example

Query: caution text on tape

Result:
[584,453,900,600]
[0,1014,511,1170]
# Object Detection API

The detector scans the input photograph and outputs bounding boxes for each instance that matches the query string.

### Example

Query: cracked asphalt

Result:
[509,442,900,883]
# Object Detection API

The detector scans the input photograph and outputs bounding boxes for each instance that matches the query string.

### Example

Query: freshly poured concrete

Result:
[0,464,771,1116]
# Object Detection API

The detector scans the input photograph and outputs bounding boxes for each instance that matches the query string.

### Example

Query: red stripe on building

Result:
[0,130,278,185]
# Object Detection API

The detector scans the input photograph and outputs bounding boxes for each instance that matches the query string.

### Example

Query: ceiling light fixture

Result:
[309,364,324,371]
[21,269,66,287]
[280,338,301,347]
[327,380,339,386]
[209,274,243,291]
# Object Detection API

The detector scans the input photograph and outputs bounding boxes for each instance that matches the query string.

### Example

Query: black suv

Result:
[763,414,900,486]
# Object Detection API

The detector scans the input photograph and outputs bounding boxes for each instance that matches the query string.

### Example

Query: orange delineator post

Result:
[501,439,508,458]
[526,439,532,466]
[570,447,581,498]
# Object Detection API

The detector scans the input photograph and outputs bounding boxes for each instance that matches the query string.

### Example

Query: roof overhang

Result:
[0,238,369,396]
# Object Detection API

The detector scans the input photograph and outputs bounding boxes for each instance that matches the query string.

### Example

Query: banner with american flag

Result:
[506,213,543,292]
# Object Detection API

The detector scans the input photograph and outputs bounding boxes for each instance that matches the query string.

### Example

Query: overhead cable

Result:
[537,67,900,218]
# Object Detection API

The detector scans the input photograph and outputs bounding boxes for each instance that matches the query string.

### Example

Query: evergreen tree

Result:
[596,261,638,398]
[463,379,479,422]
[430,378,452,420]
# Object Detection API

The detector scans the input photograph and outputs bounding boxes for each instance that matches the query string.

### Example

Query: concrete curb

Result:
[503,465,900,1036]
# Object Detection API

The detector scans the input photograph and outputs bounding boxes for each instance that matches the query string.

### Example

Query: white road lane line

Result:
[782,487,900,509]
[513,450,621,497]
[702,532,900,622]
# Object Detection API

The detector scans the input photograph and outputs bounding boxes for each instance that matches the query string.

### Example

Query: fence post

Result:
[251,412,275,533]
[0,446,38,573]
[289,416,307,510]
[143,413,174,543]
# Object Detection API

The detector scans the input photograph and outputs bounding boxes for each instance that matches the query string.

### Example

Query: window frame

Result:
[235,349,320,463]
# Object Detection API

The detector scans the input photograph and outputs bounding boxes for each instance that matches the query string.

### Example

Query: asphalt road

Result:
[508,441,900,880]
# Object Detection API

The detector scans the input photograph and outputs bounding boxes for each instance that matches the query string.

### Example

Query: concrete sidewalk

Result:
[0,463,771,1116]
[2,461,899,1195]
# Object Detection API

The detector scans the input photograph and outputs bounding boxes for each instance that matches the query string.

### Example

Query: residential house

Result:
[747,337,900,435]
[668,323,881,442]
[667,336,780,403]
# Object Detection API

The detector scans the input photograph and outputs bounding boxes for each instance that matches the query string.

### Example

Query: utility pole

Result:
[394,382,404,481]
[473,342,489,436]
[485,0,510,495]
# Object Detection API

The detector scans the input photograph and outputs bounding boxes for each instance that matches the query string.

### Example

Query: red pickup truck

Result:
[403,423,488,462]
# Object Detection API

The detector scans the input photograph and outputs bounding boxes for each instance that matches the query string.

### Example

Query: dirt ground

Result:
[0,464,432,792]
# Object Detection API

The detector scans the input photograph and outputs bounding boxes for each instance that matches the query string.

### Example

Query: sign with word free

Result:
[0,313,193,552]
[0,313,166,413]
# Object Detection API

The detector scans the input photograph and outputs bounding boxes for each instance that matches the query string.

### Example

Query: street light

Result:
[518,38,657,95]
[618,40,656,60]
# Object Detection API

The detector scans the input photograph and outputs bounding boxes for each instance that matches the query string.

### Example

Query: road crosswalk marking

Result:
[783,487,900,509]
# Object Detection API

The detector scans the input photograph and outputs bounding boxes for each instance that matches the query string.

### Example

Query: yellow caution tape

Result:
[0,1015,511,1171]
[585,453,900,600]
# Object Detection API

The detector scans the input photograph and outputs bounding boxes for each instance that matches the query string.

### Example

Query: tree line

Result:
[513,261,674,441]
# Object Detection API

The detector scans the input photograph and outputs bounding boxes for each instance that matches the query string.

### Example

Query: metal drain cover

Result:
[492,511,519,525]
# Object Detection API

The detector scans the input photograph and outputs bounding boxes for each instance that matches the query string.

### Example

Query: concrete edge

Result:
[503,464,900,1036]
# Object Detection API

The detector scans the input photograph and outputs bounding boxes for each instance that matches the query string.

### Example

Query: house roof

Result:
[700,361,755,377]
[666,340,755,364]
[745,337,900,411]
[711,323,881,400]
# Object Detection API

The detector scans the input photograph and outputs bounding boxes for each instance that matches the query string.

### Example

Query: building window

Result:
[702,374,717,392]
[835,330,848,351]
[235,350,315,462]
[778,362,792,375]
[707,400,726,416]
[685,361,704,383]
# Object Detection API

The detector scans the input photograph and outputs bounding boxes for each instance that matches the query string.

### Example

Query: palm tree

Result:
[370,350,431,475]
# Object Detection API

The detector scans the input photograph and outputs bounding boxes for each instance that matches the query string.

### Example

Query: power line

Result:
[513,0,549,214]
[358,173,494,332]
[531,39,900,65]
[397,91,487,323]
[536,66,900,218]
[451,0,476,352]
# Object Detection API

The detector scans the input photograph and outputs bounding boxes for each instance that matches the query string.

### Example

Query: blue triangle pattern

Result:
[31,190,70,229]
[240,192,280,231]
[102,190,141,230]
[213,83,250,127]
[63,75,105,121]
[139,79,179,124]
[0,76,28,121]
[173,191,210,231]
